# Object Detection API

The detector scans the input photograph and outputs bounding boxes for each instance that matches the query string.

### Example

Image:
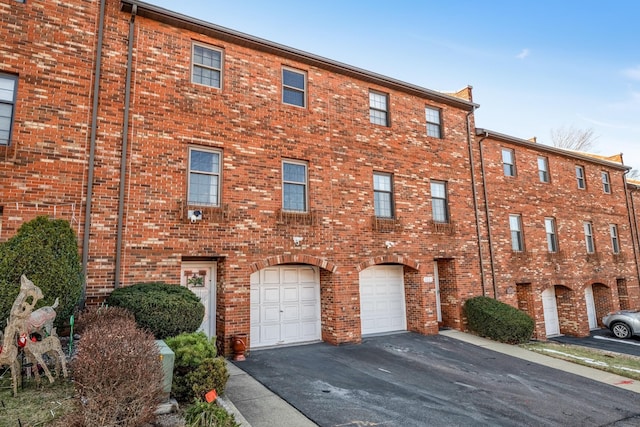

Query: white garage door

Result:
[359,265,407,335]
[250,265,321,348]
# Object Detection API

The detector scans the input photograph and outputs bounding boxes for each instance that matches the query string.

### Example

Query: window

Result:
[0,74,18,146]
[544,218,558,253]
[373,172,393,218]
[369,91,389,126]
[502,149,516,177]
[509,214,524,251]
[282,68,306,107]
[601,171,611,194]
[538,156,550,183]
[610,224,620,254]
[188,148,221,206]
[425,106,442,138]
[282,160,308,212]
[430,181,449,223]
[584,221,595,253]
[192,44,222,88]
[576,166,586,189]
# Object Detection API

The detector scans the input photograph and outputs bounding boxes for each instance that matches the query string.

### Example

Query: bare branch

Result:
[549,125,598,151]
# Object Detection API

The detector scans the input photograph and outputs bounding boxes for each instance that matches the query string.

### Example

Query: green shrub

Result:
[185,400,239,427]
[69,313,164,426]
[165,332,229,403]
[464,296,534,344]
[0,216,82,329]
[106,282,205,339]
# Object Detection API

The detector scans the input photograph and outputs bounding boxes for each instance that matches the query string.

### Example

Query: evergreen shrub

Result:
[464,296,534,344]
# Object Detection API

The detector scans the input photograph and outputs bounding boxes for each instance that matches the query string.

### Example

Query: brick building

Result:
[1,0,638,353]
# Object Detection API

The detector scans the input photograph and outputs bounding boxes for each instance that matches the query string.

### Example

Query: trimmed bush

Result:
[75,305,135,335]
[185,400,239,427]
[0,216,82,329]
[69,313,164,426]
[165,332,229,403]
[464,296,534,344]
[106,282,205,339]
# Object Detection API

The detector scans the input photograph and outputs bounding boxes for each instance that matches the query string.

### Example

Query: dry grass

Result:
[521,341,640,381]
[0,375,75,426]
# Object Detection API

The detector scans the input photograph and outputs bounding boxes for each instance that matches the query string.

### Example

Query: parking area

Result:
[551,328,640,357]
[235,332,640,427]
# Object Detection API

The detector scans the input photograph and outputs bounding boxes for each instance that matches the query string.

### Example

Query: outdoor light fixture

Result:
[189,210,202,223]
[293,236,303,246]
[385,241,395,249]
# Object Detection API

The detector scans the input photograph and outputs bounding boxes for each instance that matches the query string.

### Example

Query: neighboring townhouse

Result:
[1,0,639,354]
[474,129,640,339]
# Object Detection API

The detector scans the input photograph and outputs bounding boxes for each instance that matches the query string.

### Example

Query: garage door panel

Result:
[250,266,321,348]
[359,265,407,335]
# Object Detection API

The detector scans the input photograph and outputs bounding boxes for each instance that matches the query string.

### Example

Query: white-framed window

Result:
[425,106,442,138]
[282,160,308,212]
[373,172,393,218]
[545,217,558,253]
[538,156,550,183]
[584,221,595,253]
[576,166,586,189]
[502,148,516,177]
[188,147,221,206]
[282,68,306,107]
[192,43,223,88]
[430,180,449,223]
[610,224,620,254]
[509,214,524,252]
[369,91,389,126]
[601,171,611,194]
[0,73,18,146]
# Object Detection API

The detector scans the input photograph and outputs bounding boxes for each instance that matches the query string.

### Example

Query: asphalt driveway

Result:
[236,332,640,427]
[551,328,640,357]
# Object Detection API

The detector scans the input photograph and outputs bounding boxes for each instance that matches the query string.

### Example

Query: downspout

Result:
[114,4,137,289]
[623,169,640,288]
[81,0,106,308]
[477,132,498,298]
[466,110,486,296]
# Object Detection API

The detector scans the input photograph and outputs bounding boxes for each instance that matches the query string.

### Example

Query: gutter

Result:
[623,171,640,289]
[465,109,486,296]
[81,0,106,307]
[477,132,499,298]
[114,4,137,289]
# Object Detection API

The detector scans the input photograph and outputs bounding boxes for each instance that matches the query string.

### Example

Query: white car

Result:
[602,310,640,339]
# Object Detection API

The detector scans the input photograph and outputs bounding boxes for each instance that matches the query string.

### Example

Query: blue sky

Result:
[145,1,640,171]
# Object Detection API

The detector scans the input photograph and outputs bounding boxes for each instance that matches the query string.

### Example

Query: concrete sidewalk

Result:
[219,330,640,426]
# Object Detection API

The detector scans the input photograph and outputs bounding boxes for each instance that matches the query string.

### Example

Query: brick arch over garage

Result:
[355,254,424,273]
[248,254,338,274]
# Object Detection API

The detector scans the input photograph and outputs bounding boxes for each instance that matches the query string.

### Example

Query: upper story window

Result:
[282,160,308,212]
[576,165,586,189]
[282,68,306,107]
[188,147,221,206]
[502,148,516,177]
[369,91,389,126]
[601,171,611,194]
[538,156,550,183]
[192,44,223,89]
[430,181,449,223]
[0,74,18,146]
[584,221,595,253]
[509,214,524,251]
[545,218,558,253]
[425,106,442,138]
[373,172,394,218]
[610,224,620,254]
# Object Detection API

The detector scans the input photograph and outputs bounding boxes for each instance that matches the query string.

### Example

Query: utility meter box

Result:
[155,340,175,395]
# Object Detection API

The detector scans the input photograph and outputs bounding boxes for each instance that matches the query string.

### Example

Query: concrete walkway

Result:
[219,330,640,426]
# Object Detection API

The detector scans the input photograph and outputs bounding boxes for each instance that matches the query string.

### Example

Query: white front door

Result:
[542,287,560,337]
[585,285,598,330]
[250,265,321,348]
[359,265,407,335]
[181,262,216,338]
[434,261,442,323]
